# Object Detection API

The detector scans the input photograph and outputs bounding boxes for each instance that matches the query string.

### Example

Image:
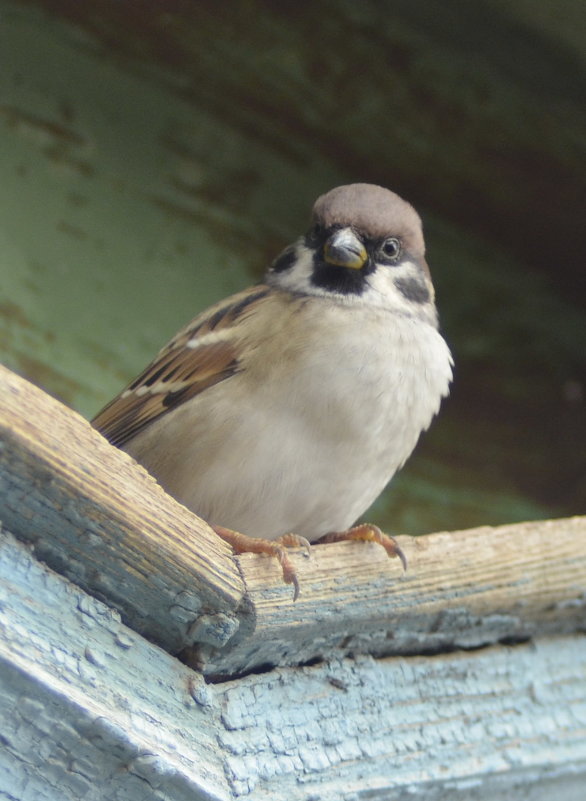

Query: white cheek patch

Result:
[268,244,316,295]
[269,247,437,324]
[362,259,436,319]
[363,260,417,305]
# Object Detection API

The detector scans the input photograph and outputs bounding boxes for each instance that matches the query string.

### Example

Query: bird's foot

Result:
[274,532,312,557]
[317,523,407,571]
[212,525,310,601]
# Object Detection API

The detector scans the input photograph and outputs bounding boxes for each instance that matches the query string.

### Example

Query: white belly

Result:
[126,304,452,540]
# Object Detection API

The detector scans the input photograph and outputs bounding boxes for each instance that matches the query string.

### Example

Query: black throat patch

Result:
[310,252,373,295]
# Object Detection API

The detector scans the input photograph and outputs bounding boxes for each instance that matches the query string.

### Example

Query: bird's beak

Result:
[323,228,367,269]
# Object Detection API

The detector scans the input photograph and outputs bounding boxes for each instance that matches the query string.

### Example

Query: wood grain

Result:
[0,530,231,801]
[0,363,244,654]
[196,515,586,675]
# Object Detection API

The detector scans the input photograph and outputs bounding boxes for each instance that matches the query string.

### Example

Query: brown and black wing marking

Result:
[92,285,271,448]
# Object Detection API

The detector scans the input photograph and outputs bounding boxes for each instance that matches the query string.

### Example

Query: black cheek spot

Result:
[395,276,430,304]
[270,247,297,273]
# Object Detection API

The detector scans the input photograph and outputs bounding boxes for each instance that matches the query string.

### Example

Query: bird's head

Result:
[267,183,437,325]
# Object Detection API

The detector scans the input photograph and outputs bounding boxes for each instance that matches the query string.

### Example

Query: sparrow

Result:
[92,183,453,599]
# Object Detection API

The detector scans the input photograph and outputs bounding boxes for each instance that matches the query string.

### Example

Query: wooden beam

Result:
[2,531,585,801]
[0,363,245,654]
[197,515,586,675]
[1,364,585,678]
[216,635,586,801]
[0,530,231,801]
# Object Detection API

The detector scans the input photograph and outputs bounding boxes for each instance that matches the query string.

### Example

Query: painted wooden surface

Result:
[0,363,244,656]
[1,530,585,801]
[0,530,229,801]
[1,364,585,680]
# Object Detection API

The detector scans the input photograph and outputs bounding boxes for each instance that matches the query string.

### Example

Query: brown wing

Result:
[92,285,271,447]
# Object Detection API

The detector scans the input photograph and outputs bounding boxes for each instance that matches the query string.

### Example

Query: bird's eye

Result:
[380,237,401,261]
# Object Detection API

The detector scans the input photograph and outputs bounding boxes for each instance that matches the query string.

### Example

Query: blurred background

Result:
[1,0,584,535]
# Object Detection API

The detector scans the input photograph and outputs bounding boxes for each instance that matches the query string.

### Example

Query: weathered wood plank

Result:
[2,530,585,801]
[0,529,230,801]
[2,365,586,676]
[0,363,245,654]
[215,633,586,800]
[196,515,586,675]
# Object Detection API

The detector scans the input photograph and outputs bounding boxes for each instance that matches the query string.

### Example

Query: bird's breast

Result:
[126,300,452,540]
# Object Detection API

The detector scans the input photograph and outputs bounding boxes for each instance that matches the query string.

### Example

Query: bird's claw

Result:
[212,525,305,600]
[317,523,408,571]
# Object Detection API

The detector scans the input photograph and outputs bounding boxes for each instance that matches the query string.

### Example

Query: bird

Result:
[92,183,453,599]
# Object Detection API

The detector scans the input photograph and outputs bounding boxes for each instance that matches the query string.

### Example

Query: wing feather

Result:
[92,285,271,447]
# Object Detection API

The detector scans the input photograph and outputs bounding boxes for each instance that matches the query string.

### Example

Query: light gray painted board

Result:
[0,529,230,801]
[2,530,585,800]
[216,640,586,799]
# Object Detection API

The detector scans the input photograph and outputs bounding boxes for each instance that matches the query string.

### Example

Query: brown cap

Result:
[312,183,425,256]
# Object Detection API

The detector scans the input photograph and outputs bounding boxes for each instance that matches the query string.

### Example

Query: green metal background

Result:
[1,0,584,534]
